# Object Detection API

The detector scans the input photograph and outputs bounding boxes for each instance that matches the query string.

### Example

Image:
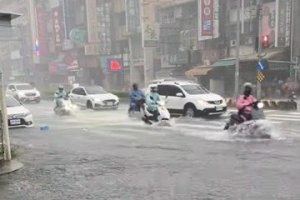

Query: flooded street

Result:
[0,101,300,200]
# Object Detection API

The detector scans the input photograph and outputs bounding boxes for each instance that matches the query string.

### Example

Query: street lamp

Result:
[0,11,21,161]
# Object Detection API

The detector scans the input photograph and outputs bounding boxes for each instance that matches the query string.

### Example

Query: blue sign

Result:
[257,60,267,71]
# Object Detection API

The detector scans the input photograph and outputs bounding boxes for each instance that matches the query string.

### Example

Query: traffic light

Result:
[261,35,269,48]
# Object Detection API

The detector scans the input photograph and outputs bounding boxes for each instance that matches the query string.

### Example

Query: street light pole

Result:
[234,0,241,98]
[256,0,263,99]
[0,12,21,161]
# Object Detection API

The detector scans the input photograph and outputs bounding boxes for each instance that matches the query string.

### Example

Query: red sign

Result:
[35,6,47,56]
[201,0,214,36]
[107,58,123,72]
[52,7,64,52]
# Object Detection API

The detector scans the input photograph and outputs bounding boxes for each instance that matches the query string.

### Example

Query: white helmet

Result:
[149,84,158,92]
[243,82,253,89]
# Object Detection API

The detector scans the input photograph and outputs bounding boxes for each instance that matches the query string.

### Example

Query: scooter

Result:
[225,102,272,139]
[54,97,76,115]
[141,100,171,126]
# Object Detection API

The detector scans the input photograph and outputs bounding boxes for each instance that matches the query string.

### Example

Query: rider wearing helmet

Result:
[54,85,67,107]
[224,82,257,130]
[146,84,160,121]
[129,83,145,111]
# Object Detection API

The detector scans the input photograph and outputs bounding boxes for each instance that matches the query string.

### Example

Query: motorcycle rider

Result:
[146,84,160,121]
[54,85,67,108]
[129,83,145,112]
[224,82,257,130]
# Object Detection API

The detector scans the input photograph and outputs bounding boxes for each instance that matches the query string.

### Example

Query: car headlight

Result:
[25,111,32,117]
[91,98,101,102]
[197,99,208,105]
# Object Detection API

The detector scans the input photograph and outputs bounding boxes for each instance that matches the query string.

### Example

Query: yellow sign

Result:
[257,72,265,82]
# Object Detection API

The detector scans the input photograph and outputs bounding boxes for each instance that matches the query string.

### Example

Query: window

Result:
[181,84,209,95]
[6,96,21,108]
[119,12,126,26]
[8,85,16,90]
[16,84,33,90]
[85,86,107,94]
[158,85,183,96]
[72,88,86,96]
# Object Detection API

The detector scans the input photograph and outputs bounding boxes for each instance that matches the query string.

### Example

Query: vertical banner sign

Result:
[201,0,214,36]
[35,6,47,56]
[262,2,276,45]
[97,0,112,55]
[198,0,219,41]
[125,0,140,33]
[86,0,98,43]
[52,7,64,52]
[276,0,291,47]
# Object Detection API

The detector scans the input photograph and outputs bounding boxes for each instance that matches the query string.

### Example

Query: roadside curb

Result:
[225,98,298,110]
[0,160,23,175]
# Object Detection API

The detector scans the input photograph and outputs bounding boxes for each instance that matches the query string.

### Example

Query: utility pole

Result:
[234,0,241,98]
[256,0,263,99]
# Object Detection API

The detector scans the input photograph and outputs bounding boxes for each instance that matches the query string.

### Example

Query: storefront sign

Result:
[35,6,47,56]
[86,0,99,43]
[97,0,112,55]
[126,0,140,33]
[276,0,291,47]
[198,0,219,40]
[52,6,64,52]
[107,58,123,72]
[262,2,276,45]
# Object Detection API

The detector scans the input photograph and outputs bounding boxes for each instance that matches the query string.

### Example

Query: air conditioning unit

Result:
[230,39,237,47]
[244,37,254,45]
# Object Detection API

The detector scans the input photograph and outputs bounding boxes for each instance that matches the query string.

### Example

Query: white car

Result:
[5,95,33,128]
[6,83,41,103]
[146,80,227,117]
[69,85,119,109]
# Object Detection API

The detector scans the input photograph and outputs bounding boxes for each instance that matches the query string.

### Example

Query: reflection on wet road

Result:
[1,101,300,200]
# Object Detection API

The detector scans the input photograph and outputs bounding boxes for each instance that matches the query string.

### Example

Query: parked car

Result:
[4,95,33,128]
[69,85,119,109]
[146,80,227,117]
[6,83,41,103]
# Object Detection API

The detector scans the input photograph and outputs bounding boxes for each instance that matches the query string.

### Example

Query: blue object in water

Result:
[40,125,49,131]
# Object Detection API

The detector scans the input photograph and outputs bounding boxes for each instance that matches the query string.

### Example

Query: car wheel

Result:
[35,99,40,104]
[184,105,196,118]
[87,101,93,109]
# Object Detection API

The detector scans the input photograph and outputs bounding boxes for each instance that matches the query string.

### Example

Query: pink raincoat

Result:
[236,95,256,121]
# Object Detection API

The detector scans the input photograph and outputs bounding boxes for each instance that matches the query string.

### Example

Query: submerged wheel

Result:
[87,101,93,109]
[184,105,196,118]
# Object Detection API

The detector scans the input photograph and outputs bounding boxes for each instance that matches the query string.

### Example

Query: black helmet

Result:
[243,82,252,96]
[132,83,138,90]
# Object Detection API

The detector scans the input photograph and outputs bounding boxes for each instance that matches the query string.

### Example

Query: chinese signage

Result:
[52,7,64,52]
[198,0,219,40]
[86,0,99,43]
[35,6,47,56]
[262,2,276,45]
[141,0,159,48]
[125,0,140,33]
[97,0,112,55]
[276,0,291,47]
[107,58,123,72]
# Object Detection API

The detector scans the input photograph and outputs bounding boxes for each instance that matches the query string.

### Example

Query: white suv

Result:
[6,83,41,103]
[147,81,227,117]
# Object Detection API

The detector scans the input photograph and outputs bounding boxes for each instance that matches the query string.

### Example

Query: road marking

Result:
[267,117,300,122]
[268,114,300,119]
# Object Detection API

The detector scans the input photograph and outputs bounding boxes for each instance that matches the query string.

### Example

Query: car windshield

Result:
[181,84,209,95]
[16,84,33,90]
[85,86,107,94]
[6,96,21,107]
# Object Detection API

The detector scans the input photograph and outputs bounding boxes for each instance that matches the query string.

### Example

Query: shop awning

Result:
[211,49,286,67]
[211,59,236,67]
[185,67,212,77]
